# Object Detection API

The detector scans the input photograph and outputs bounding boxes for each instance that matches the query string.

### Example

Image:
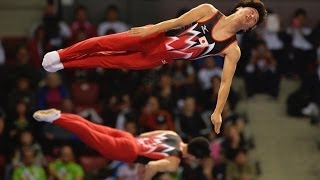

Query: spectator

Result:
[0,40,5,65]
[70,5,96,44]
[309,20,320,48]
[115,94,133,130]
[222,101,246,129]
[201,157,214,180]
[37,73,69,109]
[97,5,129,36]
[171,61,194,88]
[286,71,318,117]
[287,8,316,77]
[9,46,41,85]
[238,30,259,75]
[102,95,120,127]
[260,10,283,50]
[181,158,206,180]
[131,72,156,110]
[156,74,177,112]
[0,48,9,107]
[244,40,280,98]
[208,129,223,163]
[8,101,34,139]
[298,62,320,117]
[170,60,197,97]
[226,149,256,180]
[28,26,45,68]
[175,97,210,141]
[155,114,172,130]
[15,46,31,65]
[60,98,75,113]
[70,74,102,123]
[124,118,138,136]
[221,124,248,161]
[288,8,313,50]
[117,163,139,180]
[49,145,84,180]
[0,109,7,146]
[202,76,238,110]
[212,160,227,180]
[32,2,71,51]
[298,25,320,118]
[102,69,137,97]
[8,76,36,113]
[0,110,8,177]
[12,148,46,180]
[258,10,292,75]
[140,96,174,131]
[287,38,320,117]
[198,57,222,91]
[12,130,45,167]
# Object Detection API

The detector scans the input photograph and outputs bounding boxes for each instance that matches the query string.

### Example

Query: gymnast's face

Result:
[237,7,259,30]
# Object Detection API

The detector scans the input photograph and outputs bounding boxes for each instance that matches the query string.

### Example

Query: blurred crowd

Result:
[0,1,319,180]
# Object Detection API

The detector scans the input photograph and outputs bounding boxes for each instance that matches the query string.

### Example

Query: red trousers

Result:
[54,114,139,162]
[58,32,174,70]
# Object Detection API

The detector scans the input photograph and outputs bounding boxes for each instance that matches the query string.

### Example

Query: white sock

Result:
[33,111,61,123]
[42,51,64,72]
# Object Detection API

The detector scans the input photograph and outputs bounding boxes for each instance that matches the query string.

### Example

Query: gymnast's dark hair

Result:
[231,0,267,26]
[187,137,211,159]
[230,0,267,33]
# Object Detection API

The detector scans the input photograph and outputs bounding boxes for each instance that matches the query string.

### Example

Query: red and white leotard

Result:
[134,133,182,164]
[163,11,237,60]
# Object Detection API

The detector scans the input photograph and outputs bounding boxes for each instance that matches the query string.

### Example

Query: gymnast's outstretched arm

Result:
[128,4,216,37]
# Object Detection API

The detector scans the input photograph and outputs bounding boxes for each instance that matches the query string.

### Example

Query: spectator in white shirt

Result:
[286,8,316,77]
[198,57,222,91]
[97,5,129,36]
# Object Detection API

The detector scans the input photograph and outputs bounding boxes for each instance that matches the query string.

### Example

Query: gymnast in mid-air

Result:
[33,109,211,180]
[41,0,267,133]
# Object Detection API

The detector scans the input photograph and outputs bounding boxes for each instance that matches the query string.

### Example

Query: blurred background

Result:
[0,0,320,179]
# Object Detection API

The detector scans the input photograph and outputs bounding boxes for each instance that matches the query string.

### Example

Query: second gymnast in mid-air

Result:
[33,109,211,180]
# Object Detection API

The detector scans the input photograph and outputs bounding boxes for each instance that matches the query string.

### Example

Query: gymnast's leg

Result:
[42,32,142,72]
[33,109,139,162]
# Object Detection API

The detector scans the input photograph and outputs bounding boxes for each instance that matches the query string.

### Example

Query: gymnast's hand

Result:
[211,112,222,134]
[128,25,156,37]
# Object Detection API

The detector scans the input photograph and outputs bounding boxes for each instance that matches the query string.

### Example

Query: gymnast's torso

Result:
[134,133,182,164]
[161,11,237,60]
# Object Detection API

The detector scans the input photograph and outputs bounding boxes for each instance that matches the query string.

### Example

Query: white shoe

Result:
[302,103,319,117]
[33,109,61,123]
